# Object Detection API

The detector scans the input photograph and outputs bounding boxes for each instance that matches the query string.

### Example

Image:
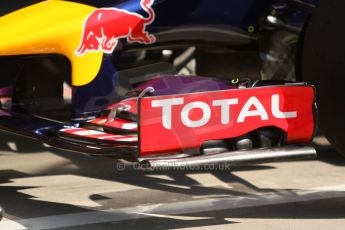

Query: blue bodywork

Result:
[72,0,315,119]
[72,0,272,118]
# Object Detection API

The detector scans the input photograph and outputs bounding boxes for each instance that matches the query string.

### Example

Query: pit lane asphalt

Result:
[0,132,344,230]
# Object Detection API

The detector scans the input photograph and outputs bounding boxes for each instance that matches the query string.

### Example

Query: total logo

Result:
[151,94,297,130]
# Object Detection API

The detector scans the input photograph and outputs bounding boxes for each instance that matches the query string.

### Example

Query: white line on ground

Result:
[1,184,345,230]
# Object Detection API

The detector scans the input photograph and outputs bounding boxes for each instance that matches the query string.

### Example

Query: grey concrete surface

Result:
[0,131,344,229]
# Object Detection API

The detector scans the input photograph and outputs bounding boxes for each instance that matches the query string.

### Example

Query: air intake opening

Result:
[0,54,72,122]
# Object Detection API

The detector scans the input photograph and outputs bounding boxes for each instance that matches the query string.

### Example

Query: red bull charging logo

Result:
[75,0,156,56]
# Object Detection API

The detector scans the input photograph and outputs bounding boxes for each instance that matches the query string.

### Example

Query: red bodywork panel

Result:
[139,86,315,156]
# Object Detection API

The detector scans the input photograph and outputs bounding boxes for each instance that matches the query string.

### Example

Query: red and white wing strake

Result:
[89,117,138,131]
[60,127,138,143]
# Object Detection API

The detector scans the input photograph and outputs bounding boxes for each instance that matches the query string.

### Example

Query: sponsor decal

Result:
[151,94,297,130]
[139,87,315,156]
[75,0,156,56]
